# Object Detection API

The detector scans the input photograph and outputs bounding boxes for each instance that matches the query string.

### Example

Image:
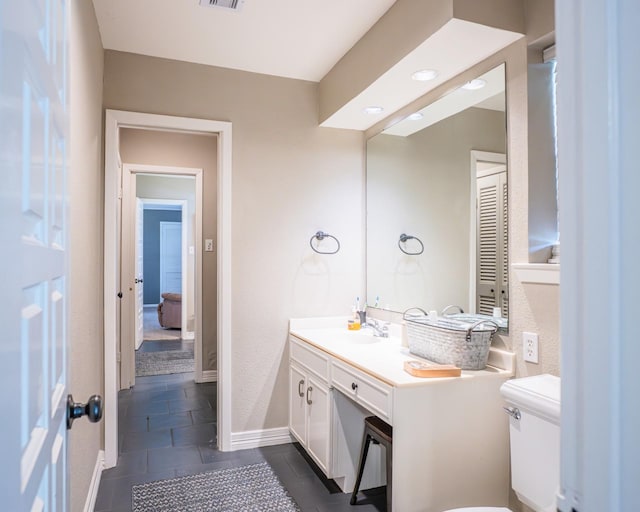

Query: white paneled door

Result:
[135,198,144,349]
[159,221,182,297]
[1,0,76,509]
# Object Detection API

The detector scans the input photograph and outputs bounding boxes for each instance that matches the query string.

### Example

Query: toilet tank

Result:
[500,374,560,512]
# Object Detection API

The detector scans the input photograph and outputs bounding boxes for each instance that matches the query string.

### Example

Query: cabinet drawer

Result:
[290,337,330,382]
[331,361,393,422]
[331,361,359,399]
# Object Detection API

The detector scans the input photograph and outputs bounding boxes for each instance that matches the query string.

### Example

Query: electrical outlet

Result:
[205,239,214,252]
[523,332,539,363]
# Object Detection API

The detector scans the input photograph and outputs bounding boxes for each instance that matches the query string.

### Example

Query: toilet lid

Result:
[443,508,511,512]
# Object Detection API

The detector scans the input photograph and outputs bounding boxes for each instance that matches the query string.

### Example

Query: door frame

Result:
[138,196,191,338]
[104,110,233,468]
[121,167,198,386]
[469,150,506,313]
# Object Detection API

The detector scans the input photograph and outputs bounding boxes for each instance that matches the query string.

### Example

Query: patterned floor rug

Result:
[131,462,301,512]
[135,349,194,377]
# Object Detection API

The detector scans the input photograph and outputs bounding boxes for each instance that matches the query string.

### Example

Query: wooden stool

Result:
[350,416,393,511]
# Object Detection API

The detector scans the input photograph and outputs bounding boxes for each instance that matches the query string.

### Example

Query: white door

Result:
[159,221,182,296]
[2,0,70,509]
[306,375,331,474]
[135,198,144,349]
[289,365,307,445]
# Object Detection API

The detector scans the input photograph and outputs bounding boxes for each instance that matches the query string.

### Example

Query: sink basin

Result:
[294,328,382,345]
[339,329,382,344]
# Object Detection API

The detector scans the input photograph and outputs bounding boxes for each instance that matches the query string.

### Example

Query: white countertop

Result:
[289,317,513,388]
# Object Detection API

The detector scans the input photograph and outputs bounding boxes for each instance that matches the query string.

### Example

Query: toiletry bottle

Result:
[348,307,361,330]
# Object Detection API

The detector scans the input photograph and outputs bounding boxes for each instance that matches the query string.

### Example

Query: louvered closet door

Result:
[476,171,508,317]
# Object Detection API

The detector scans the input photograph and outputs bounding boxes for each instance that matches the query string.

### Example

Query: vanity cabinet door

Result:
[306,374,331,474]
[289,364,307,446]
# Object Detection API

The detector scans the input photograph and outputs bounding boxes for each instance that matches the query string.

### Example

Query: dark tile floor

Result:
[95,371,385,512]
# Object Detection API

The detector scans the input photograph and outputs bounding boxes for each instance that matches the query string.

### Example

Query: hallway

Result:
[94,373,386,511]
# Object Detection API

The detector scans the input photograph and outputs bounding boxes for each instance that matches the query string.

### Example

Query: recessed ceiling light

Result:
[407,112,423,121]
[363,106,384,115]
[462,78,487,90]
[411,69,438,81]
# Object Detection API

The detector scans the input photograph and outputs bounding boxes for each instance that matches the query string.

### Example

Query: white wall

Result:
[68,1,104,510]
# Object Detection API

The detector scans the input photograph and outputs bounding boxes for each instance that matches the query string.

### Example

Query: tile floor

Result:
[95,371,386,511]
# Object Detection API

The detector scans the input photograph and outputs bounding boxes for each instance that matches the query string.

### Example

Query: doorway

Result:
[121,165,201,390]
[104,110,233,468]
[133,188,195,380]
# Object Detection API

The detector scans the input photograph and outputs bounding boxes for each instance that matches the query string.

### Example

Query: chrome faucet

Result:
[363,319,390,338]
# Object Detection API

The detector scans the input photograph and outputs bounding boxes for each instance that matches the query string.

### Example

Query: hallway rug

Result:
[131,462,301,512]
[135,349,194,377]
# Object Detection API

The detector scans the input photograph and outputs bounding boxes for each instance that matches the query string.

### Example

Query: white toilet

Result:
[444,373,561,512]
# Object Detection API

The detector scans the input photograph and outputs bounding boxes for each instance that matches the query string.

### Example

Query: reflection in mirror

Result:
[366,64,508,329]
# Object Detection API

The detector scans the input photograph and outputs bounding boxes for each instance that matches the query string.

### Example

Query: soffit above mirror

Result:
[319,0,524,131]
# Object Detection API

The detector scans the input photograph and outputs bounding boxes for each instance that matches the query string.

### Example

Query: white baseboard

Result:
[230,427,294,451]
[200,370,218,382]
[83,449,105,512]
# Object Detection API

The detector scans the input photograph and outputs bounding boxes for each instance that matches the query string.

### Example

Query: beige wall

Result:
[119,129,217,370]
[367,107,506,312]
[68,1,104,511]
[103,51,364,432]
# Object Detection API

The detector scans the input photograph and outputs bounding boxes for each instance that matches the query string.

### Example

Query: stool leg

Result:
[385,444,392,512]
[350,432,372,505]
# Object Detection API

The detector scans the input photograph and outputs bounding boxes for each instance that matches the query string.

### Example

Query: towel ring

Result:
[310,231,340,255]
[398,233,424,255]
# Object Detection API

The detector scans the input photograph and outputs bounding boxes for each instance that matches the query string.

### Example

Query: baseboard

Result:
[83,449,104,512]
[230,427,294,451]
[200,370,218,382]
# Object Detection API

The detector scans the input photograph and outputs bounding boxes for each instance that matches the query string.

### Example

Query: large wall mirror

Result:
[366,64,508,329]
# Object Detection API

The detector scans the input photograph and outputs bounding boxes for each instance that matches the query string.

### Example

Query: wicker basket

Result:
[403,308,498,370]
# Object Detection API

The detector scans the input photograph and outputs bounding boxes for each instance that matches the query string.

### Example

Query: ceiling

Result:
[319,20,520,130]
[91,0,397,82]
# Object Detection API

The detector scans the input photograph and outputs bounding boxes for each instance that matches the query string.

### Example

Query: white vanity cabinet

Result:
[288,320,515,512]
[288,337,332,475]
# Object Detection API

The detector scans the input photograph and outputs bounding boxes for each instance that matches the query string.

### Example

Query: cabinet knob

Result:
[306,386,313,405]
[298,379,305,397]
[351,382,358,391]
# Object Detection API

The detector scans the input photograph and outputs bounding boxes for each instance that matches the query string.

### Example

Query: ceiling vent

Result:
[199,0,245,11]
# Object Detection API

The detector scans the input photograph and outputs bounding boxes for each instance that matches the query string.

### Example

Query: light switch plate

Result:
[205,239,214,252]
[523,332,539,363]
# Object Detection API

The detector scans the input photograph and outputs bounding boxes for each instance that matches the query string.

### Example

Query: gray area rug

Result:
[135,349,194,377]
[131,462,301,512]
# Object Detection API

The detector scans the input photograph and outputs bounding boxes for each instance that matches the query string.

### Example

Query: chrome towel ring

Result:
[310,231,340,254]
[398,233,424,255]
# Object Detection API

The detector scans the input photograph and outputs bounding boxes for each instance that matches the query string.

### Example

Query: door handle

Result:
[298,379,305,397]
[306,386,313,405]
[67,394,103,430]
[117,292,123,299]
[135,278,144,284]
